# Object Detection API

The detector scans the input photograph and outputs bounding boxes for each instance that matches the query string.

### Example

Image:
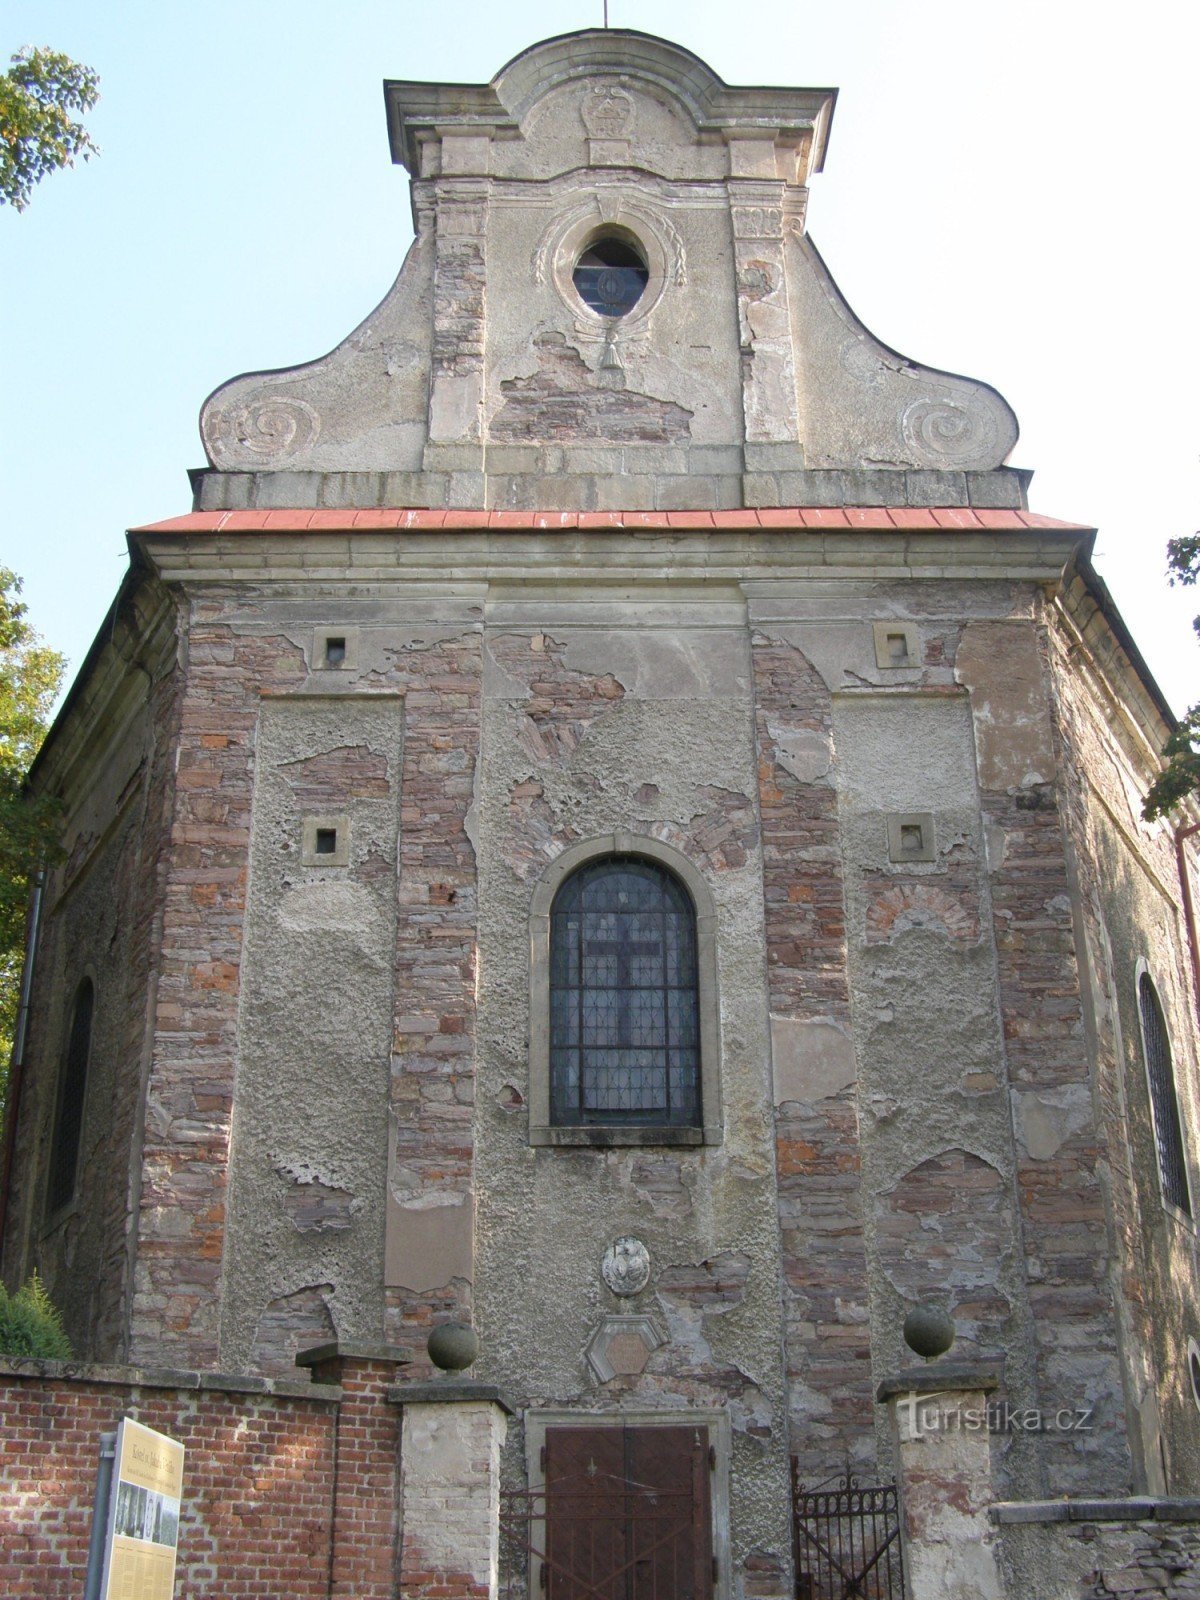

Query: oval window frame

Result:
[571,228,650,320]
[547,206,673,334]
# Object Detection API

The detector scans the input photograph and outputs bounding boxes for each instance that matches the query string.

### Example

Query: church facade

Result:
[3,29,1199,1597]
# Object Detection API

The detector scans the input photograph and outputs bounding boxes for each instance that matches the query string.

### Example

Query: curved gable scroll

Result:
[529,835,722,1148]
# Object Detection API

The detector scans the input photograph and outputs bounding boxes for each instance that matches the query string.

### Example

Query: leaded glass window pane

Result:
[549,857,701,1127]
[1139,974,1191,1215]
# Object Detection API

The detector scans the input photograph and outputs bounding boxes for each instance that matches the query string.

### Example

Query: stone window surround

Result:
[528,834,723,1148]
[522,1407,733,1600]
[300,814,351,868]
[312,627,360,672]
[1133,957,1195,1226]
[872,620,921,670]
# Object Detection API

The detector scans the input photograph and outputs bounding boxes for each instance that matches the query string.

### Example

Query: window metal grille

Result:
[47,978,94,1214]
[549,858,701,1128]
[1139,973,1191,1215]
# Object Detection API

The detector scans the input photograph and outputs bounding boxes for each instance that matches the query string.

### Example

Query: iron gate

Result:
[791,1466,906,1600]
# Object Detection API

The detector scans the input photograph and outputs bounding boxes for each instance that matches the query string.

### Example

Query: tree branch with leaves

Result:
[0,46,99,212]
[1143,533,1200,822]
[0,570,65,1107]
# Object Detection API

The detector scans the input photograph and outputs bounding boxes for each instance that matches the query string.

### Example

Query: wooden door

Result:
[544,1424,713,1600]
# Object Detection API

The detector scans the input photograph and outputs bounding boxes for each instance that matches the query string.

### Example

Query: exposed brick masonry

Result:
[491,334,693,445]
[985,770,1127,1491]
[382,633,483,1357]
[130,615,308,1365]
[750,633,874,1478]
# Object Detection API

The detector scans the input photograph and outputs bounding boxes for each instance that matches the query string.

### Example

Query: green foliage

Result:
[0,1270,72,1359]
[0,569,66,1107]
[0,46,99,213]
[1143,534,1200,822]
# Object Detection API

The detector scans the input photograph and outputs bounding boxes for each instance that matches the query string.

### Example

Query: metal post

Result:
[83,1431,116,1600]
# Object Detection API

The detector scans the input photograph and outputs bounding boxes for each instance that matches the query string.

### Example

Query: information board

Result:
[98,1417,185,1600]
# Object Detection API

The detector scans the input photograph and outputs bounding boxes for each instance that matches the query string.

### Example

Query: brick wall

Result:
[0,1353,514,1600]
[0,1358,338,1600]
[385,630,483,1360]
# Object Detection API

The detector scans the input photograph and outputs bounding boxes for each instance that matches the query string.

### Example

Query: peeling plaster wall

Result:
[219,696,403,1372]
[471,585,795,1593]
[834,690,1047,1496]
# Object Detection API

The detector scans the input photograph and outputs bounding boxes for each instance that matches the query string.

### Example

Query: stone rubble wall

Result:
[994,1501,1200,1599]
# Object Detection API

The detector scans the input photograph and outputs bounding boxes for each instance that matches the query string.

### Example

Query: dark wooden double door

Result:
[543,1424,713,1600]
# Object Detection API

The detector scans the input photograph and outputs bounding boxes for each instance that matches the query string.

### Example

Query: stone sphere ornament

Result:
[427,1320,480,1372]
[602,1236,651,1297]
[903,1304,956,1361]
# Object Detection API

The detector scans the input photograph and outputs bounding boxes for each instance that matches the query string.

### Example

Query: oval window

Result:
[573,235,649,319]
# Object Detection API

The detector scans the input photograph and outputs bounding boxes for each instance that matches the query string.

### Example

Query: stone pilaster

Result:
[877,1367,1005,1600]
[729,179,802,448]
[388,1380,514,1600]
[424,162,490,498]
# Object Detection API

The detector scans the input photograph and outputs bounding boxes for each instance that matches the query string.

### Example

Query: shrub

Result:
[0,1270,72,1359]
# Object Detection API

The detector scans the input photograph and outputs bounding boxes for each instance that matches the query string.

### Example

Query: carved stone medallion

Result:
[602,1235,651,1296]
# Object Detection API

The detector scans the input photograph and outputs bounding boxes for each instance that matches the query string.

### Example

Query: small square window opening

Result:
[313,628,359,672]
[301,814,350,867]
[886,812,936,864]
[872,621,920,671]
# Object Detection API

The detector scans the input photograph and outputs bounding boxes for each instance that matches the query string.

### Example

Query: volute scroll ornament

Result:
[900,396,999,469]
[205,395,321,465]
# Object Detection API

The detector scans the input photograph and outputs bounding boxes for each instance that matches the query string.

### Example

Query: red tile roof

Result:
[132,508,1092,535]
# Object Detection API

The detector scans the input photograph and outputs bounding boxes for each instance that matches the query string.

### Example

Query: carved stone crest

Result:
[581,85,634,140]
[602,1235,651,1296]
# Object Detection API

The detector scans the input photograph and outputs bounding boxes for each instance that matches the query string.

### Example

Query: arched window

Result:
[550,857,700,1129]
[47,978,94,1215]
[529,836,721,1147]
[1138,972,1191,1216]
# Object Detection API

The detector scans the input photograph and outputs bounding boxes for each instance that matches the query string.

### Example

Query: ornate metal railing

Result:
[791,1467,906,1600]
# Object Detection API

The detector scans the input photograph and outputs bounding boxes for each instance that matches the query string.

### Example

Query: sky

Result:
[2,0,1197,717]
